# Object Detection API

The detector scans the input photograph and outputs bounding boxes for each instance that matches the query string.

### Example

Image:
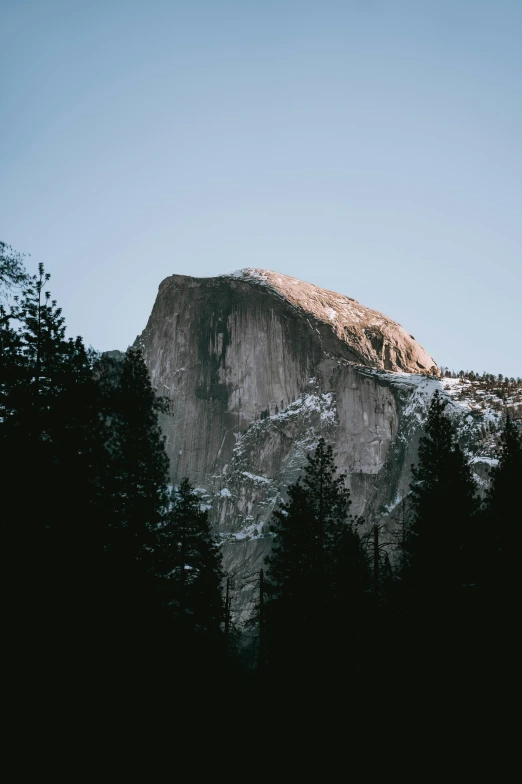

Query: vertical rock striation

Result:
[138,269,458,620]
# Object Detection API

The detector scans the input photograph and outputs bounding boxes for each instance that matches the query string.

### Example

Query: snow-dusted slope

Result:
[138,269,509,622]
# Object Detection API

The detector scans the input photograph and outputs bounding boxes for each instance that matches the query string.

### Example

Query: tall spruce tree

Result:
[102,347,170,627]
[406,391,479,601]
[1,264,100,552]
[485,414,522,551]
[264,438,369,683]
[0,262,104,692]
[157,478,224,635]
[0,299,23,426]
[483,414,522,609]
[0,242,27,383]
[0,241,27,297]
[400,390,481,695]
[480,414,522,690]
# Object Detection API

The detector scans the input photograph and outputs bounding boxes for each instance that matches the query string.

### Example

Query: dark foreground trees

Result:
[0,241,27,295]
[390,391,521,700]
[484,413,522,576]
[0,251,228,707]
[157,478,224,634]
[1,263,102,660]
[405,390,479,602]
[2,244,521,727]
[480,413,522,667]
[264,438,370,695]
[100,345,172,685]
[99,352,227,693]
[398,391,480,690]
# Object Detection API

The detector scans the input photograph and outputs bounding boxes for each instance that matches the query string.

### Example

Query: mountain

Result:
[137,268,510,622]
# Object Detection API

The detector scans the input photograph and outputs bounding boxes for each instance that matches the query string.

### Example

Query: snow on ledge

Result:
[241,471,271,484]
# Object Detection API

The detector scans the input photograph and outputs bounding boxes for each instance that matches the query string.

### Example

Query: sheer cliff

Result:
[137,269,496,621]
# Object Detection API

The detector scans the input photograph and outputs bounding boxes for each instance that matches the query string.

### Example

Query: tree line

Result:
[441,365,522,386]
[1,243,520,719]
[0,248,227,708]
[252,394,521,712]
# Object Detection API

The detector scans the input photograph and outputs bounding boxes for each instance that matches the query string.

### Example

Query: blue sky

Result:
[2,0,521,376]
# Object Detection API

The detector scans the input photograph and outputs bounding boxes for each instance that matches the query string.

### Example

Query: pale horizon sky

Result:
[2,0,521,377]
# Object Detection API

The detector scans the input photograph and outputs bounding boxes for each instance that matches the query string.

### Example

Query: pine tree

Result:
[0,298,23,424]
[486,414,522,546]
[400,390,480,694]
[264,438,368,684]
[360,522,395,604]
[1,264,100,550]
[331,517,371,631]
[157,478,224,635]
[267,439,359,599]
[406,391,479,601]
[483,414,522,606]
[102,347,170,624]
[0,244,26,399]
[0,241,27,297]
[0,263,105,695]
[390,495,414,580]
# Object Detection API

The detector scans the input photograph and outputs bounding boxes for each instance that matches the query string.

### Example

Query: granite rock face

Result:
[138,269,477,621]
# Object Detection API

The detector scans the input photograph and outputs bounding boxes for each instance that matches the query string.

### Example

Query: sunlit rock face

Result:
[236,269,438,374]
[138,268,444,621]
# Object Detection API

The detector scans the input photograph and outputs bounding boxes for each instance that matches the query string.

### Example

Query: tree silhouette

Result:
[264,438,369,690]
[157,478,224,635]
[0,241,27,298]
[482,414,522,629]
[102,347,170,634]
[406,391,479,600]
[400,390,480,694]
[0,263,103,697]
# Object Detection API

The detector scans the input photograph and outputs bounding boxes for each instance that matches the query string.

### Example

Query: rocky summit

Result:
[137,269,500,621]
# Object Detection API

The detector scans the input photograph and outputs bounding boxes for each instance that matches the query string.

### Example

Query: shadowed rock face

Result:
[138,269,441,621]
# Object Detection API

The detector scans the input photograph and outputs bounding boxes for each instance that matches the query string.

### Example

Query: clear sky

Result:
[2,0,521,377]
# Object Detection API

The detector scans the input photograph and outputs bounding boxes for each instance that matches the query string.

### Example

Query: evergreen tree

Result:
[1,263,100,551]
[331,517,371,633]
[0,263,104,696]
[361,522,395,604]
[102,347,170,626]
[400,391,480,694]
[264,438,369,685]
[486,414,522,546]
[0,297,23,423]
[267,439,359,600]
[483,414,522,608]
[0,241,27,297]
[406,391,479,600]
[0,243,26,395]
[157,478,224,635]
[390,495,414,581]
